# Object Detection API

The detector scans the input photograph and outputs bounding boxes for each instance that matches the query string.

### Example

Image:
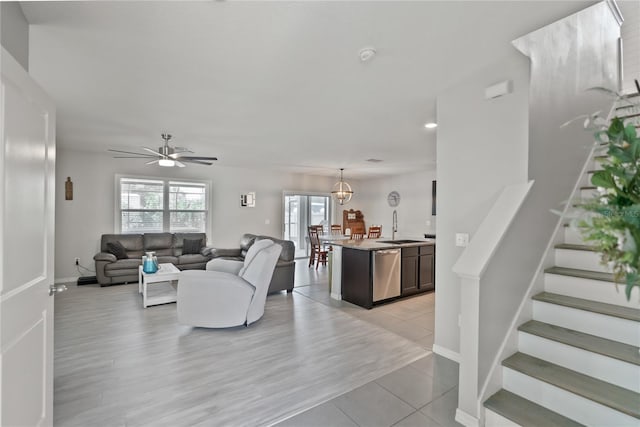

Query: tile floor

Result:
[275,260,461,427]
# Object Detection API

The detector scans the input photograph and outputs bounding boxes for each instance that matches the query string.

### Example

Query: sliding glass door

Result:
[284,193,331,258]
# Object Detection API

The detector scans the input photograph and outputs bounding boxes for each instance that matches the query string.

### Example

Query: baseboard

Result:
[455,408,480,427]
[432,344,461,363]
[77,275,98,285]
[55,277,78,284]
[330,292,342,300]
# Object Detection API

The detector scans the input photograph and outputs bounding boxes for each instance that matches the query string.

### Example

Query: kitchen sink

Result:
[377,239,424,244]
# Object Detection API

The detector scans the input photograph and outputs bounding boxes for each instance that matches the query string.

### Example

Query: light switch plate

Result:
[455,233,469,247]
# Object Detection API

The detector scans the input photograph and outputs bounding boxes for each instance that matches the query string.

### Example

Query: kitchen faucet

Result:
[392,210,398,240]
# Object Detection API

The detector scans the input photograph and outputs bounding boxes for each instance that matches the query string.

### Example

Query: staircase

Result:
[483,159,640,426]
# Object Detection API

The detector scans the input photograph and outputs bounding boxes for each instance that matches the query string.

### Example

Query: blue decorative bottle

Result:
[142,251,158,273]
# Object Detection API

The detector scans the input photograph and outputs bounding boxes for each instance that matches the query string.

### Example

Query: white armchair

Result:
[177,239,282,328]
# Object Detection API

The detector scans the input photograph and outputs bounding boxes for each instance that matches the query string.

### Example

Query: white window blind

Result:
[120,178,164,233]
[169,182,207,233]
[117,176,210,234]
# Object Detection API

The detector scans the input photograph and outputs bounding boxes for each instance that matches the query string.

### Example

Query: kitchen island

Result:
[328,238,435,309]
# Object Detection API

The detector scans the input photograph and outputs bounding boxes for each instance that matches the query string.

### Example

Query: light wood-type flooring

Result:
[54,260,458,426]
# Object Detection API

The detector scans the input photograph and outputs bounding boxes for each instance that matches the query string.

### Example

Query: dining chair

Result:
[330,224,343,235]
[350,232,364,240]
[367,226,382,239]
[308,226,328,269]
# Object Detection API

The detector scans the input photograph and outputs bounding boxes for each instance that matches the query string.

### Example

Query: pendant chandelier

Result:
[331,168,353,205]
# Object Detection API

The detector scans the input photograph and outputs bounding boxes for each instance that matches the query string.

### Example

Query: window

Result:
[117,176,210,234]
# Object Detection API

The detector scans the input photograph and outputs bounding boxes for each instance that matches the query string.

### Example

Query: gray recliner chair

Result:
[177,239,282,328]
[207,233,295,293]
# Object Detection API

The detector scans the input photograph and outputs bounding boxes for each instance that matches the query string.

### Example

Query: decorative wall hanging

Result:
[65,177,73,200]
[241,192,256,207]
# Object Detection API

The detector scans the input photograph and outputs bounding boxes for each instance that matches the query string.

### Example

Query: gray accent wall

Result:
[1,2,29,70]
[434,52,530,357]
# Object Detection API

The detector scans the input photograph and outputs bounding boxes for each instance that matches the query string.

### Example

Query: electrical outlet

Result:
[75,257,80,265]
[455,233,469,247]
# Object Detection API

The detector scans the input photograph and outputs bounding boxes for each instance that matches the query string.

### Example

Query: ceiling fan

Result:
[108,133,218,167]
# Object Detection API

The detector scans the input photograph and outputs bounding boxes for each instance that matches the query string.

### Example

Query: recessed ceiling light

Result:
[424,122,438,129]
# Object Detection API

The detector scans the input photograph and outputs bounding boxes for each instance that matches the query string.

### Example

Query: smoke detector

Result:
[359,47,377,62]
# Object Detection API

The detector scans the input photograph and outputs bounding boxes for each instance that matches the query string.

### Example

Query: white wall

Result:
[434,53,530,357]
[0,2,29,71]
[55,148,335,281]
[339,170,437,239]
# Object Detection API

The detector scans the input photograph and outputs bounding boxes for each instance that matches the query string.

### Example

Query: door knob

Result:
[49,284,67,296]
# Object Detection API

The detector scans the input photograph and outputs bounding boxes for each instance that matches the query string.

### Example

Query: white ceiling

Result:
[22,1,592,178]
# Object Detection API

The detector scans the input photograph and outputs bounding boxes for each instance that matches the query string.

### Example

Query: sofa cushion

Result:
[106,241,128,259]
[178,254,208,265]
[183,238,203,255]
[157,256,178,265]
[101,234,143,256]
[143,233,174,256]
[256,235,295,262]
[239,233,256,257]
[105,259,141,271]
[174,233,207,256]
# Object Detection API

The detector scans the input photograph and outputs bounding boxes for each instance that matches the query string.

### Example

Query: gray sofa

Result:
[207,233,295,294]
[94,232,211,286]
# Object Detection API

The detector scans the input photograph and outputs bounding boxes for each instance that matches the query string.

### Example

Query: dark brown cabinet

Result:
[401,247,419,294]
[342,244,435,309]
[418,245,435,292]
[402,245,434,295]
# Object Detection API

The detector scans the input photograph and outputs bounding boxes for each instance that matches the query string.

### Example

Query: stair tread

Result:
[545,266,614,283]
[503,353,640,419]
[533,292,640,321]
[484,389,584,427]
[519,320,640,366]
[554,243,595,252]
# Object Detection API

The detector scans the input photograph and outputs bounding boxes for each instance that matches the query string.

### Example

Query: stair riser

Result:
[485,409,522,427]
[554,248,612,273]
[563,227,586,245]
[580,188,599,199]
[503,368,639,426]
[518,332,640,392]
[544,273,638,308]
[591,160,605,171]
[532,300,640,346]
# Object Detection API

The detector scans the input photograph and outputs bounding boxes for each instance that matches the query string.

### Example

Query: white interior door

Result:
[1,48,56,426]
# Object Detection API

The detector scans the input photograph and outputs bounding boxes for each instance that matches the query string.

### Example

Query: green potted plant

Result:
[576,97,640,301]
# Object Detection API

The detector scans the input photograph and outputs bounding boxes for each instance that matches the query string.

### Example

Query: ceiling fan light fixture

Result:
[158,158,175,167]
[331,168,353,205]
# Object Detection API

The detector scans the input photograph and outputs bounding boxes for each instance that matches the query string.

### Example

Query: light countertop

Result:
[325,238,435,251]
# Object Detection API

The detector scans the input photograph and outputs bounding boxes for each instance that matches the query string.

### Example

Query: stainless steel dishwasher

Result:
[372,249,401,302]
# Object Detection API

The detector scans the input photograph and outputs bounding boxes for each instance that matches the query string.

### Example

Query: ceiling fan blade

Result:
[175,160,186,168]
[169,151,196,159]
[142,146,162,156]
[180,159,214,166]
[179,156,218,161]
[145,159,160,165]
[173,147,192,152]
[113,156,158,158]
[108,149,157,157]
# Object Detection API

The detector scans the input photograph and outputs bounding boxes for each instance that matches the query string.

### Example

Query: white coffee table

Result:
[138,263,180,308]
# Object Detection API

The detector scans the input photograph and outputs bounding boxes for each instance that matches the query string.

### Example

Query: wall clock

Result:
[387,191,400,207]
